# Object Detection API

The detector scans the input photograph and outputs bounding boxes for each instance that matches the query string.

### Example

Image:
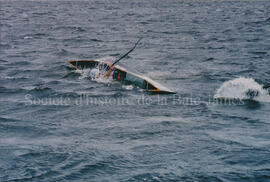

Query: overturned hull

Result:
[67,60,175,94]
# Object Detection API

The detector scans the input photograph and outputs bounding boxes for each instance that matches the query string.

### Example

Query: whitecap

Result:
[214,77,270,102]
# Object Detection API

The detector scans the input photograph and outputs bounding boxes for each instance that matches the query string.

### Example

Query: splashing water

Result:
[73,58,137,91]
[214,77,270,102]
[76,68,91,80]
[122,85,134,90]
[75,60,113,83]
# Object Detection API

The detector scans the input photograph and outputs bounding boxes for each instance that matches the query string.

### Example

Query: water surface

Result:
[1,0,270,181]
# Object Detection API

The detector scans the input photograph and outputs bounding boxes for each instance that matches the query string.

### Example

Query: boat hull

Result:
[67,60,175,94]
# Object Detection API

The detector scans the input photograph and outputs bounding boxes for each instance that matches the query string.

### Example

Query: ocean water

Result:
[1,0,270,181]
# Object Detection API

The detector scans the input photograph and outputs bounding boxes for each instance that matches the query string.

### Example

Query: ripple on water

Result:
[1,1,270,181]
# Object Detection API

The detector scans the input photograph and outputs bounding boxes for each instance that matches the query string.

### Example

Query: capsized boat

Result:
[67,59,175,94]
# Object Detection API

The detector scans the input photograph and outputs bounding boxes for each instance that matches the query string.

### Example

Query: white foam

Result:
[23,36,33,39]
[75,62,112,83]
[122,85,134,90]
[214,77,270,102]
[75,68,91,80]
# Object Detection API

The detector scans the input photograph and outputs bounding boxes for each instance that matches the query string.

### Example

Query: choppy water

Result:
[1,0,270,181]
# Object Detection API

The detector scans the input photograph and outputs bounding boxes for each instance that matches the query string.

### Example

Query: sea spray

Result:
[75,61,112,83]
[214,77,270,102]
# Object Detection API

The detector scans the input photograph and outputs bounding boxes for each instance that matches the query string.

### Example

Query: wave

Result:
[214,77,270,102]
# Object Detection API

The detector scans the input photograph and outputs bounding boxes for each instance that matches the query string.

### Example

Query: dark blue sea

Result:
[1,0,270,181]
